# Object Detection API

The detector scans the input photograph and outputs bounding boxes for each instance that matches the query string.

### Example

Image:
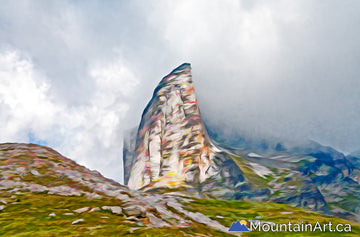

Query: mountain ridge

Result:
[1,143,360,236]
[0,142,234,235]
[124,63,360,223]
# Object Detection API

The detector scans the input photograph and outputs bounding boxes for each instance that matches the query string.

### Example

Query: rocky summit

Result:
[125,63,219,190]
[124,63,360,223]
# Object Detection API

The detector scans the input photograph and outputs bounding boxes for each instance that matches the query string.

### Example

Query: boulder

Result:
[72,219,84,225]
[123,205,146,217]
[31,169,40,176]
[101,206,122,215]
[74,207,89,213]
[89,207,100,212]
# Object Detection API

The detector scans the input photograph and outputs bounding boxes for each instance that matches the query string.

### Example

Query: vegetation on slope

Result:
[184,198,360,236]
[0,191,228,237]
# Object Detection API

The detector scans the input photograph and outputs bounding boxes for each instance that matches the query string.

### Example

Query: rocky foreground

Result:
[0,143,233,236]
[1,143,360,236]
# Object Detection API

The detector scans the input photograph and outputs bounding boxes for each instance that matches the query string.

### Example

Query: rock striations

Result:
[126,63,219,190]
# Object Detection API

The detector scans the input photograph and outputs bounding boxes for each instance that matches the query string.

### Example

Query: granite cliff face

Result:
[124,64,360,223]
[126,63,219,190]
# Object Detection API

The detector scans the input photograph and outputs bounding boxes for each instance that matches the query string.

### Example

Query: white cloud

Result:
[90,57,139,104]
[0,50,58,140]
[0,49,138,183]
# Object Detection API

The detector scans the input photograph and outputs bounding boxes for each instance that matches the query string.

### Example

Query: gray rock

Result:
[166,200,230,233]
[49,213,56,217]
[30,169,40,176]
[72,219,84,225]
[26,184,47,193]
[101,206,122,215]
[0,205,6,211]
[89,207,100,212]
[128,227,140,233]
[74,207,89,213]
[147,213,170,227]
[123,205,145,217]
[86,226,103,230]
[126,216,139,221]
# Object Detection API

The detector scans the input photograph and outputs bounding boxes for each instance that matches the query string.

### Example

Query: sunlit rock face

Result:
[127,63,219,190]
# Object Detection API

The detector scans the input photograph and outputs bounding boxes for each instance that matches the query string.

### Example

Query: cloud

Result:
[0,50,58,140]
[90,57,139,99]
[0,49,138,183]
[1,1,360,183]
[140,0,360,152]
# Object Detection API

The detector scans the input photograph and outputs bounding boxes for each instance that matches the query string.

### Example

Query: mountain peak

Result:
[125,63,218,190]
[160,63,191,83]
[123,65,360,224]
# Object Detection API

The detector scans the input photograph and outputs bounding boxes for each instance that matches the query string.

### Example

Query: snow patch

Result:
[248,152,263,158]
[249,162,273,178]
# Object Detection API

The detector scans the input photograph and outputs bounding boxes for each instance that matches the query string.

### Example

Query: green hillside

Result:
[1,191,359,236]
[1,143,359,236]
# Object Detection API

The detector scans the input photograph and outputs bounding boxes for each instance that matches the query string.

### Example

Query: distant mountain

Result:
[348,149,360,168]
[124,64,360,223]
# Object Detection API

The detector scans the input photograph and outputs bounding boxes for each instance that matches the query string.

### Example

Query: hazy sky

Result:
[1,1,360,183]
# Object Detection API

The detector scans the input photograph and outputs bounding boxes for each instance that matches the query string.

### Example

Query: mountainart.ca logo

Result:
[228,219,352,233]
[228,220,250,232]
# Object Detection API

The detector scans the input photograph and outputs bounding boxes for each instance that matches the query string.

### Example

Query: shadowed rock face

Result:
[123,127,137,185]
[127,63,219,190]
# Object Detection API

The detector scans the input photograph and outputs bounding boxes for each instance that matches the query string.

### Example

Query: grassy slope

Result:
[2,191,359,236]
[184,198,360,236]
[0,191,228,237]
[230,154,271,188]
